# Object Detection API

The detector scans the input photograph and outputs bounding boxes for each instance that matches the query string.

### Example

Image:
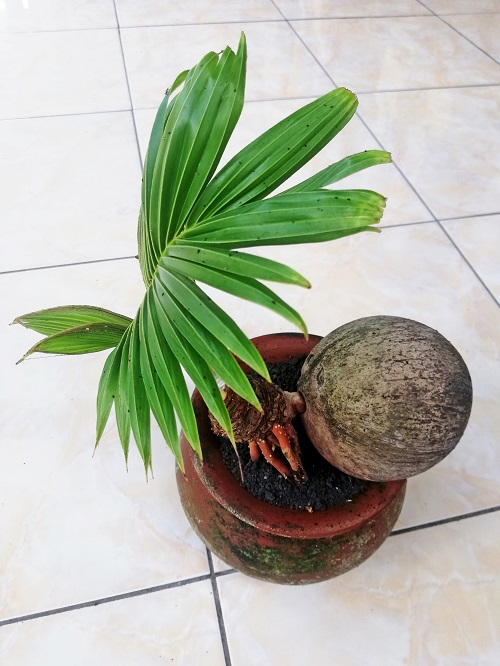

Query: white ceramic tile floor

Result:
[1,2,499,664]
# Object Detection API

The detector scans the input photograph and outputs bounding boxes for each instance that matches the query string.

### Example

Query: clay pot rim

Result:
[182,332,405,539]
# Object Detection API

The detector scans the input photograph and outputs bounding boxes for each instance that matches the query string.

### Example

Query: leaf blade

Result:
[152,269,270,382]
[153,274,261,410]
[143,290,201,456]
[186,87,359,224]
[149,36,247,252]
[115,328,132,464]
[95,341,124,446]
[283,150,392,194]
[151,286,235,443]
[169,243,310,288]
[127,318,152,474]
[183,189,385,248]
[138,308,183,469]
[12,305,132,336]
[160,257,307,335]
[17,322,127,363]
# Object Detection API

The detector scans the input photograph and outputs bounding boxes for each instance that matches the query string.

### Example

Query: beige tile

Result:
[274,0,431,19]
[116,0,281,26]
[442,215,500,302]
[422,0,500,13]
[198,223,500,525]
[1,260,208,620]
[0,581,225,665]
[0,112,141,273]
[445,13,500,61]
[292,16,500,92]
[358,87,500,220]
[121,22,332,108]
[134,97,431,228]
[0,0,116,32]
[0,31,130,119]
[218,512,500,665]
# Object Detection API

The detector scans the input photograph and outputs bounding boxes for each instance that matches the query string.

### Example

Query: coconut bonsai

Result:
[13,35,472,583]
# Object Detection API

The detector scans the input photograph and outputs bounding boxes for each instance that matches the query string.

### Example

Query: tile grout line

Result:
[270,1,500,311]
[111,0,144,171]
[206,549,233,666]
[0,574,212,628]
[2,83,499,124]
[0,15,441,35]
[269,1,438,221]
[437,222,500,307]
[5,12,498,35]
[0,108,131,123]
[1,504,499,629]
[357,82,500,94]
[0,222,432,276]
[391,504,500,536]
[0,255,137,276]
[441,210,500,222]
[416,0,500,66]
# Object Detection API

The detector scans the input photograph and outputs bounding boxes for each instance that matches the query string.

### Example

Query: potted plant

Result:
[13,35,472,584]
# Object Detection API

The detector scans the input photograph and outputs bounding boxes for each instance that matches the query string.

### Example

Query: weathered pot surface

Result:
[176,333,406,584]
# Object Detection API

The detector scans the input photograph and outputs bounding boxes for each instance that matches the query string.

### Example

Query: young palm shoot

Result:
[14,34,390,478]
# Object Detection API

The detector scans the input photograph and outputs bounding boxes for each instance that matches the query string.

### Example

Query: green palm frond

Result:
[15,33,391,475]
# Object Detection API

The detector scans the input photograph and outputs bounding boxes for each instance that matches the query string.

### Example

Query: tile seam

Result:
[0,108,132,123]
[1,505,498,628]
[436,221,500,307]
[391,504,500,536]
[207,549,233,666]
[0,574,212,628]
[0,18,286,36]
[4,12,499,35]
[0,256,136,276]
[416,0,500,65]
[112,0,143,170]
[440,210,500,222]
[2,84,499,123]
[269,0,444,227]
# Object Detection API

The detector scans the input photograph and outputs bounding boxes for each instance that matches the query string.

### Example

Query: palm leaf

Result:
[18,35,391,473]
[185,86,359,226]
[153,269,271,381]
[127,320,152,474]
[168,244,311,288]
[96,341,123,445]
[12,305,132,335]
[151,285,235,445]
[283,150,392,194]
[182,190,385,248]
[160,256,307,334]
[138,308,183,469]
[153,274,260,410]
[17,322,127,363]
[115,328,132,464]
[141,291,201,456]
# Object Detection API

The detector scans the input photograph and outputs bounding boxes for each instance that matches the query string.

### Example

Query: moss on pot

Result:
[298,316,473,481]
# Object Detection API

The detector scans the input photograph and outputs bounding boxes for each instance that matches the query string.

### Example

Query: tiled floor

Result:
[1,1,499,664]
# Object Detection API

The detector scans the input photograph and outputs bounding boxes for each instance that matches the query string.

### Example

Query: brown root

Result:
[209,376,307,482]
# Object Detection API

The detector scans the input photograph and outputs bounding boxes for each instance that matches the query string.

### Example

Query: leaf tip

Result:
[176,455,186,475]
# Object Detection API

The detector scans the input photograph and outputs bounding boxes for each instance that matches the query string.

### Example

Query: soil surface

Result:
[219,357,368,511]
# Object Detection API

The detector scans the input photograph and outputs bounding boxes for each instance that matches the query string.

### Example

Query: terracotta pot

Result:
[176,333,406,585]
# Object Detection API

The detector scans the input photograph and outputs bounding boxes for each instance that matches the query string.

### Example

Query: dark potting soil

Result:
[219,356,368,511]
